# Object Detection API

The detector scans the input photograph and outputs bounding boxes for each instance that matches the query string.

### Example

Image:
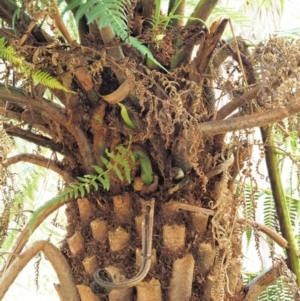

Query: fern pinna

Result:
[0,37,72,93]
[29,143,153,231]
[61,0,166,70]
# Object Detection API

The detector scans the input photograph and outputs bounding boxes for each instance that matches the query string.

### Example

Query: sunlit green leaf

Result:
[118,103,137,129]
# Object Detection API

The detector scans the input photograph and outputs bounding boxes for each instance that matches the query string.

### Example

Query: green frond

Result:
[243,271,294,301]
[32,70,75,93]
[79,185,85,197]
[73,188,79,198]
[0,37,23,66]
[92,165,104,174]
[112,165,123,181]
[90,180,99,190]
[129,36,167,72]
[29,192,69,233]
[84,183,90,193]
[0,37,73,93]
[100,155,112,169]
[75,0,99,22]
[257,277,294,301]
[29,142,154,234]
[286,195,300,228]
[64,0,166,71]
[118,103,137,129]
[60,0,82,14]
[12,7,21,34]
[133,148,153,185]
[245,227,253,251]
[263,192,276,230]
[77,176,90,183]
[123,159,131,183]
[98,173,110,190]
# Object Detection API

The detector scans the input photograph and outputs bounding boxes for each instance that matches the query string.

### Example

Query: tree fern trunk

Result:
[62,183,243,300]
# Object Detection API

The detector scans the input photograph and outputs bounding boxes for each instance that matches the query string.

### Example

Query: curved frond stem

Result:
[93,199,155,290]
[191,18,228,82]
[0,106,60,139]
[5,124,73,158]
[100,24,126,84]
[0,87,94,171]
[64,0,90,43]
[171,0,218,68]
[0,0,50,42]
[261,126,300,285]
[52,2,72,44]
[187,0,218,27]
[140,0,156,28]
[18,10,46,47]
[168,0,186,27]
[215,84,267,120]
[0,108,21,120]
[239,218,288,248]
[198,98,300,135]
[0,240,80,301]
[243,260,287,301]
[5,154,73,182]
[1,195,73,273]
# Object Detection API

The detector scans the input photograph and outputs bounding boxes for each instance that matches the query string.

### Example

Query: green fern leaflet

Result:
[62,0,167,71]
[0,38,73,93]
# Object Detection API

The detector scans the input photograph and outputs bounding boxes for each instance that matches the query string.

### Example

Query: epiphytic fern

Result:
[29,145,133,231]
[0,37,23,66]
[29,143,153,231]
[0,37,73,93]
[61,0,166,70]
[31,69,74,93]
